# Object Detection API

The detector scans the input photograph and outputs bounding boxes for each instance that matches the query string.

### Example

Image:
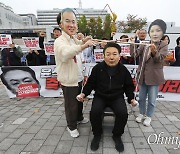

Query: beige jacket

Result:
[54,31,83,86]
[130,41,168,85]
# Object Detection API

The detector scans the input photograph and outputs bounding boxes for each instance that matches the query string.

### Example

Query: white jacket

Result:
[54,31,83,86]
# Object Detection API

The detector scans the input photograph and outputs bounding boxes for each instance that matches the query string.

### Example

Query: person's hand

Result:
[34,49,39,55]
[123,56,128,59]
[135,29,140,36]
[172,58,176,62]
[131,99,138,107]
[9,43,15,48]
[85,39,95,47]
[83,36,92,43]
[129,36,135,43]
[111,32,116,37]
[76,93,85,102]
[149,44,157,55]
[39,31,46,37]
[29,49,33,53]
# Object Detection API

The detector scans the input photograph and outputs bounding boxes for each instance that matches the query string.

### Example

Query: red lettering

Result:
[160,80,180,93]
[46,78,59,90]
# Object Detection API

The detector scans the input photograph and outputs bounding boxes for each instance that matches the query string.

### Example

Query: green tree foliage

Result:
[88,17,96,38]
[96,16,103,39]
[119,14,147,33]
[103,14,112,39]
[78,15,89,35]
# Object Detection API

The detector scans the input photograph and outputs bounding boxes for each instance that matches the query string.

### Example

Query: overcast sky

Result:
[2,0,180,26]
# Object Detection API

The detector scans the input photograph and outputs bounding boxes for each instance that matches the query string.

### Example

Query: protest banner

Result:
[44,42,54,55]
[94,49,104,62]
[22,37,40,49]
[84,63,180,101]
[165,49,175,61]
[0,34,12,48]
[0,64,180,101]
[0,66,63,98]
[118,43,131,57]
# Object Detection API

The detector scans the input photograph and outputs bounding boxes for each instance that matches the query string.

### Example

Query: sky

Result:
[2,0,180,26]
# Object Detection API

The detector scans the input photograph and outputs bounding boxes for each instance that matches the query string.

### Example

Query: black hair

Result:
[103,42,121,54]
[53,27,61,33]
[0,66,40,93]
[57,12,61,25]
[120,35,128,39]
[161,35,170,44]
[148,19,167,34]
[176,37,180,46]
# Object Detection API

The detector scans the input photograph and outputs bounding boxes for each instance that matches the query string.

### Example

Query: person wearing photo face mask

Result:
[54,8,94,138]
[130,19,168,127]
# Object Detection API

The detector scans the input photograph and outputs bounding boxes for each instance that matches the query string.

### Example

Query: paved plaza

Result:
[0,81,180,154]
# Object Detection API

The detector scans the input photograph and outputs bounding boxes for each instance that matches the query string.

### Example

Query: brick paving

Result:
[0,82,179,154]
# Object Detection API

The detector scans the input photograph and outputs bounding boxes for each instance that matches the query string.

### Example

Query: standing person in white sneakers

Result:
[54,8,94,137]
[130,19,168,126]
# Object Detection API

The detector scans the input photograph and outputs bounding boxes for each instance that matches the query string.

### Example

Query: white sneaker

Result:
[143,117,151,127]
[77,117,89,124]
[135,114,144,123]
[67,127,79,138]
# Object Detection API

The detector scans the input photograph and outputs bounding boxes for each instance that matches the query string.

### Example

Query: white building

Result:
[19,14,37,26]
[0,2,24,29]
[37,8,108,27]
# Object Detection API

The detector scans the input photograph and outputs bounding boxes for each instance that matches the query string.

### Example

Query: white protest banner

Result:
[1,64,180,101]
[94,49,104,62]
[44,42,54,55]
[0,66,63,98]
[165,49,175,61]
[118,43,131,56]
[22,37,40,49]
[84,63,180,101]
[0,34,12,48]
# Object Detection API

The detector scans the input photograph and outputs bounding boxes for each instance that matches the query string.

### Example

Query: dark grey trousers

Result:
[62,82,83,130]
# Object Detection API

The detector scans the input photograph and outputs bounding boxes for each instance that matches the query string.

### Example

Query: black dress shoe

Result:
[112,136,124,152]
[90,136,101,151]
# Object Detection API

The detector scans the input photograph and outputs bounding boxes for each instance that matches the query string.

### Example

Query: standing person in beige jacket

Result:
[54,8,94,138]
[130,19,168,126]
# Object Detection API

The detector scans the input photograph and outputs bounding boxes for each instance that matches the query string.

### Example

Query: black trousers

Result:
[90,96,128,137]
[62,81,83,130]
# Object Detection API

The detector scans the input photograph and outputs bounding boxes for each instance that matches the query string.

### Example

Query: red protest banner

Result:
[22,37,39,49]
[0,34,12,48]
[165,49,175,61]
[44,42,54,55]
[119,44,131,56]
[94,49,104,62]
[17,83,40,98]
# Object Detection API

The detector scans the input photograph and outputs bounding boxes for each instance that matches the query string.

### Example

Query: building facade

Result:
[19,14,37,26]
[0,2,24,29]
[37,8,108,27]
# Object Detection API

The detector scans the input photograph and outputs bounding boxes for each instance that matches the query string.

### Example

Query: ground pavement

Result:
[0,81,180,154]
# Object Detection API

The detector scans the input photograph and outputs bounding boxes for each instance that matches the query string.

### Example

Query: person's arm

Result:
[82,65,97,97]
[150,42,168,63]
[14,46,23,58]
[9,44,23,58]
[54,38,93,62]
[39,31,46,49]
[124,68,135,104]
